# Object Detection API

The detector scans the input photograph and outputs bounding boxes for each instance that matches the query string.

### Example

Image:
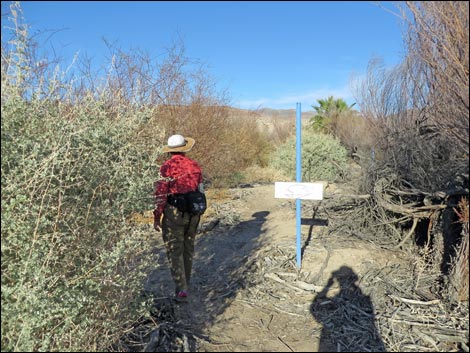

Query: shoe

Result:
[175,291,188,302]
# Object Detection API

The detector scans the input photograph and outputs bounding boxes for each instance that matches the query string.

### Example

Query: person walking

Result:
[153,134,204,303]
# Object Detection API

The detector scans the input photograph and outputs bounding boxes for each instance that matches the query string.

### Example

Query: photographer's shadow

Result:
[310,266,386,352]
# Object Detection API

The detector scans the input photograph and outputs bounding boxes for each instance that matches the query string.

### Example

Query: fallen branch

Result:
[324,193,371,200]
[394,217,419,249]
[264,273,303,293]
[389,294,440,305]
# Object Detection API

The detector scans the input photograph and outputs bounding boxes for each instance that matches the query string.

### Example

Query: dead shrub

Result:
[334,110,375,158]
[352,1,468,301]
[154,103,274,185]
[404,1,469,157]
[448,197,469,302]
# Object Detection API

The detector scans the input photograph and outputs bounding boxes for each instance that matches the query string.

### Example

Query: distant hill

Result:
[256,107,314,121]
[224,106,313,137]
[226,106,314,121]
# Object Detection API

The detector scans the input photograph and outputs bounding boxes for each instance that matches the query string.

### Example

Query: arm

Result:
[153,178,169,232]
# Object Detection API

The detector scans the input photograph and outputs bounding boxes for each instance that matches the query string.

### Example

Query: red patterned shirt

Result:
[153,154,203,220]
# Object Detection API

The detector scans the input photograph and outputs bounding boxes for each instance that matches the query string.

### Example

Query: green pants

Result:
[162,204,200,294]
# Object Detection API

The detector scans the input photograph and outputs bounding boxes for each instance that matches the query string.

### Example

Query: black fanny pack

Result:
[167,194,186,210]
[168,191,207,216]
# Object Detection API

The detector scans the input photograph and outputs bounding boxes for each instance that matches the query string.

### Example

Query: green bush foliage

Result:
[1,96,160,351]
[270,128,349,182]
[1,4,160,351]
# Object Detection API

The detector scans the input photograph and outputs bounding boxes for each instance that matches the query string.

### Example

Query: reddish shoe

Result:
[175,291,188,302]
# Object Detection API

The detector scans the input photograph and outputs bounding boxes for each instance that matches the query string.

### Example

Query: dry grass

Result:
[449,197,469,302]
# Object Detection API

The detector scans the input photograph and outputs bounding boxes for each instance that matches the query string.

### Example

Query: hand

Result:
[153,210,162,232]
[154,220,161,232]
[154,219,161,232]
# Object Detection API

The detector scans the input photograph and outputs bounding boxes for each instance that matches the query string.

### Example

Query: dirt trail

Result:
[145,183,405,352]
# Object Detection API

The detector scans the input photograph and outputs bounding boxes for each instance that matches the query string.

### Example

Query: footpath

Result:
[144,183,401,352]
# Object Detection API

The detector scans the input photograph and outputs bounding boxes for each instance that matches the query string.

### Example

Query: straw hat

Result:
[162,134,195,153]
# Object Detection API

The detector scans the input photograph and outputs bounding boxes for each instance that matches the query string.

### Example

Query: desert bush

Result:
[1,3,161,351]
[155,103,274,186]
[0,93,165,349]
[73,34,270,186]
[266,115,295,145]
[404,1,469,158]
[248,108,295,146]
[334,111,371,154]
[355,1,469,192]
[355,58,467,192]
[270,128,349,183]
[352,1,468,302]
[447,197,469,302]
[1,95,160,352]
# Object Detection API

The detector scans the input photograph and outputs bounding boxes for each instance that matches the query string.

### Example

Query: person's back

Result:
[153,134,204,302]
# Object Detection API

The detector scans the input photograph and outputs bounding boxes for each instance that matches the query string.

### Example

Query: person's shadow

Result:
[310,266,386,352]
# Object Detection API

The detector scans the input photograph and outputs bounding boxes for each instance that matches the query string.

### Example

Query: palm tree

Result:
[310,96,356,134]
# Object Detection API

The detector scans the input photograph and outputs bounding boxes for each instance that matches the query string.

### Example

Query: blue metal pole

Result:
[296,102,302,269]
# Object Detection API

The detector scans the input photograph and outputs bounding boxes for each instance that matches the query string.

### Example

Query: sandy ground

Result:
[145,183,405,352]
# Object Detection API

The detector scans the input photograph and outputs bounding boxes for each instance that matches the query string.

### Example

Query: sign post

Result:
[295,103,302,269]
[274,103,324,269]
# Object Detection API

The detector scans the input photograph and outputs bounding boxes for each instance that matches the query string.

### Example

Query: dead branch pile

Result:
[240,230,469,352]
[320,163,469,299]
[299,175,469,351]
[362,264,469,352]
[310,161,454,233]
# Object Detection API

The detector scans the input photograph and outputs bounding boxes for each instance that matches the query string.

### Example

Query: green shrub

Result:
[1,94,161,351]
[1,4,169,350]
[270,128,349,182]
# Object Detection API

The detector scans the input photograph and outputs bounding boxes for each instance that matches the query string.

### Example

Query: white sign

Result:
[275,182,323,200]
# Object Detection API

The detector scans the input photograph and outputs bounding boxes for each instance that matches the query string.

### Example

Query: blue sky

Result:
[2,1,406,110]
